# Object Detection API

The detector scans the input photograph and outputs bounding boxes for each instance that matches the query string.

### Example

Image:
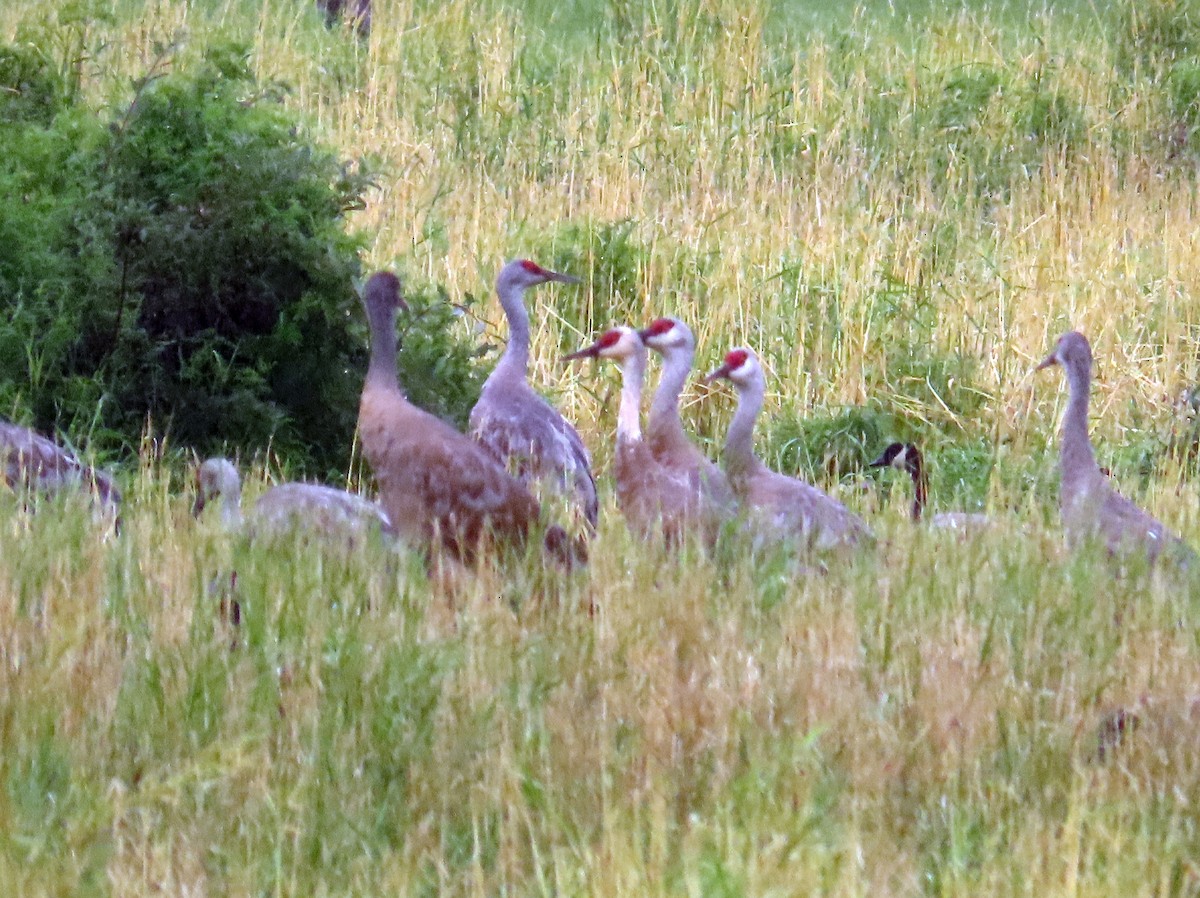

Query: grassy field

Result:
[5,0,1200,894]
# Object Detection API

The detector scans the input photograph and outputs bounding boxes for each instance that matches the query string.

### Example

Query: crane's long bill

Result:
[1035,351,1058,371]
[548,269,580,285]
[562,341,602,362]
[705,362,733,383]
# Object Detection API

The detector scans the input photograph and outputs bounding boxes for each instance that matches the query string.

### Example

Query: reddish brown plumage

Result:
[567,326,701,544]
[638,316,737,527]
[358,271,573,564]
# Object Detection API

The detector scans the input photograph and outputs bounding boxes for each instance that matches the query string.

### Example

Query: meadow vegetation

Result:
[3,0,1200,894]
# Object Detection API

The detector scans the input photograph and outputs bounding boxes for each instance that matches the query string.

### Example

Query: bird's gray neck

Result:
[365,299,400,393]
[1060,359,1098,483]
[494,281,531,383]
[647,344,692,447]
[219,491,244,529]
[723,371,765,479]
[617,345,647,445]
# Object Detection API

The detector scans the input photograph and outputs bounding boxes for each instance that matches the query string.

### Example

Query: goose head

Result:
[363,271,407,315]
[869,442,922,475]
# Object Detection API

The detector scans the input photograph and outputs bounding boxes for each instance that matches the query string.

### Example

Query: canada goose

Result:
[1037,330,1195,565]
[638,317,737,521]
[468,259,597,533]
[193,457,392,543]
[359,271,578,565]
[565,326,711,544]
[705,348,872,550]
[869,442,990,531]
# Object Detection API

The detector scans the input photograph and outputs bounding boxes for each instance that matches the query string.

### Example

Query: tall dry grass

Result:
[4,0,1200,894]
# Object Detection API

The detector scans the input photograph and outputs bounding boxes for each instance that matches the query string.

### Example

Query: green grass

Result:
[6,0,1200,893]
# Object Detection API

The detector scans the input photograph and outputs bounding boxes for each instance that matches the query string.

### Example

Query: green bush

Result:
[538,219,650,345]
[0,40,391,474]
[393,280,489,431]
[768,405,894,483]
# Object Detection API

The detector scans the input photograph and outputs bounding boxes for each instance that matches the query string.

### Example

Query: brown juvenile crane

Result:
[706,347,872,551]
[1037,330,1195,566]
[638,317,737,522]
[469,259,598,532]
[358,271,576,565]
[565,326,704,544]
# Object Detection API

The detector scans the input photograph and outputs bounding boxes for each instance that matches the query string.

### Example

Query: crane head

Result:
[563,326,640,362]
[638,316,693,352]
[705,347,756,385]
[499,258,580,291]
[363,271,408,313]
[1036,330,1091,374]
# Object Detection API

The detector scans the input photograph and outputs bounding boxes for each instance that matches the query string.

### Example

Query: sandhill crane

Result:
[1,418,120,516]
[1037,330,1195,565]
[469,259,598,532]
[638,317,737,519]
[359,271,578,565]
[192,457,392,634]
[705,348,872,550]
[565,326,707,543]
[193,457,392,543]
[869,442,990,531]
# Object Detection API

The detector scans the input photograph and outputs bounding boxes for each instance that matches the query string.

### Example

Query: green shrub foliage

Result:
[0,42,382,473]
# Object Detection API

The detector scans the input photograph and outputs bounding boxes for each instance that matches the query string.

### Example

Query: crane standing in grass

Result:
[359,271,577,565]
[193,457,392,543]
[706,347,872,551]
[639,316,738,523]
[0,418,121,517]
[1037,330,1195,566]
[469,259,598,533]
[565,326,703,544]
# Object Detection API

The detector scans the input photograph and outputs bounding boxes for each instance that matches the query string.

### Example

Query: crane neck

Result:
[365,294,401,394]
[723,370,766,479]
[494,280,531,383]
[647,344,693,448]
[616,344,647,445]
[218,490,244,529]
[1060,356,1098,482]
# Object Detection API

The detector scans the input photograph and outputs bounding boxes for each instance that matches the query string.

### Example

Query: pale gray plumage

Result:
[469,259,598,531]
[638,317,738,524]
[706,348,872,550]
[1037,330,1195,566]
[194,457,392,543]
[0,418,120,513]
